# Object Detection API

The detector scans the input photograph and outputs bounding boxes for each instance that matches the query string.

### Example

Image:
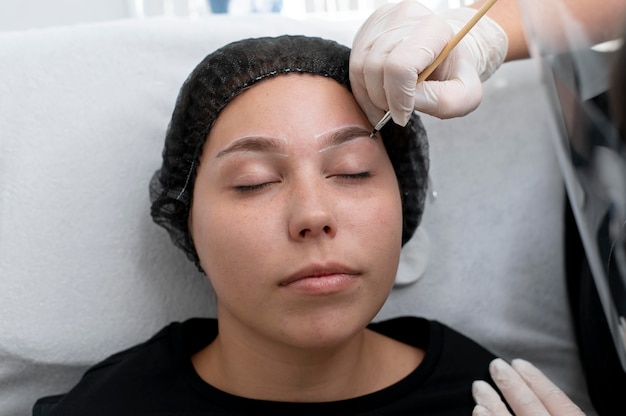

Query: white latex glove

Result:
[472,358,586,416]
[350,0,508,125]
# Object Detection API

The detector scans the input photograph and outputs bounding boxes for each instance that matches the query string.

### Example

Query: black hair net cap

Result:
[149,35,429,269]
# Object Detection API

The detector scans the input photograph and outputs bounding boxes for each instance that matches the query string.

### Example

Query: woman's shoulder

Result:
[39,318,218,416]
[86,318,216,374]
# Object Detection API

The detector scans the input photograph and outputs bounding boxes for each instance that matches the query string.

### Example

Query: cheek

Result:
[378,193,404,244]
[373,174,403,230]
[347,186,403,245]
[373,189,404,262]
[190,201,275,279]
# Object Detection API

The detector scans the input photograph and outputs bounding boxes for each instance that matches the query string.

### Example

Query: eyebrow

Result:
[318,126,374,152]
[215,126,373,158]
[216,136,286,158]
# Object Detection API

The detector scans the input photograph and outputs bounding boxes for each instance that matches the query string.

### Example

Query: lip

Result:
[279,263,360,295]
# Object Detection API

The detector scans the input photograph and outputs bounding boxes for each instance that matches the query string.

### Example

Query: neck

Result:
[191,319,423,402]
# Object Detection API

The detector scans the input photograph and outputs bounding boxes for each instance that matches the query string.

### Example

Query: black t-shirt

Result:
[41,317,500,415]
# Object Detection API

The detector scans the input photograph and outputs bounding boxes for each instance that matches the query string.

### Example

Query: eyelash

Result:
[233,172,372,193]
[337,172,372,180]
[234,182,275,193]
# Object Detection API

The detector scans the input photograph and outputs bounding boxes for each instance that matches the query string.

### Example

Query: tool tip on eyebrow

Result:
[370,111,392,137]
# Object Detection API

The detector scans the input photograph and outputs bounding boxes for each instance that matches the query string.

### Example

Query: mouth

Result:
[279,263,360,295]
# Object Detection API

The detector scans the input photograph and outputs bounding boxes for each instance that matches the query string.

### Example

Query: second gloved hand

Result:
[472,358,586,415]
[350,0,508,125]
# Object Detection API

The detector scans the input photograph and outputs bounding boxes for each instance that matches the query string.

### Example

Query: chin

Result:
[276,304,382,350]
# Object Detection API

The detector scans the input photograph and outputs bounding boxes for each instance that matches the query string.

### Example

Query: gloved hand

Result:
[472,358,586,415]
[350,0,508,125]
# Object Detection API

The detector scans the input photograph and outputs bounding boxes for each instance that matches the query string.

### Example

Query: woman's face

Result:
[190,74,403,350]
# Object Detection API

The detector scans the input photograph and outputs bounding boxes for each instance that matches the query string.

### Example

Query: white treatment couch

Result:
[0,14,597,416]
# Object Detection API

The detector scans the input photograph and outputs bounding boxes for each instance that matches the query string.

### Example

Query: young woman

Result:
[38,35,579,416]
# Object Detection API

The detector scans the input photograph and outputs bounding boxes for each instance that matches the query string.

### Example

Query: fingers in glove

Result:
[412,48,482,118]
[350,0,454,126]
[472,379,512,416]
[511,359,585,416]
[381,15,453,125]
[358,17,450,125]
[350,2,398,126]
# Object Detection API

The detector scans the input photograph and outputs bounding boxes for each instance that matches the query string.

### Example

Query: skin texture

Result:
[189,74,423,402]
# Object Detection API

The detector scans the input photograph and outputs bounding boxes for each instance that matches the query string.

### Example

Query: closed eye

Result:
[333,172,372,180]
[233,182,276,193]
[234,173,371,192]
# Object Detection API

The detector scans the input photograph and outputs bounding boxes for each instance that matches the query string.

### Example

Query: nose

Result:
[287,178,337,241]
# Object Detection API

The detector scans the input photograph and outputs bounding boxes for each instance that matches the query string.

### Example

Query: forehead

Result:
[204,74,371,152]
